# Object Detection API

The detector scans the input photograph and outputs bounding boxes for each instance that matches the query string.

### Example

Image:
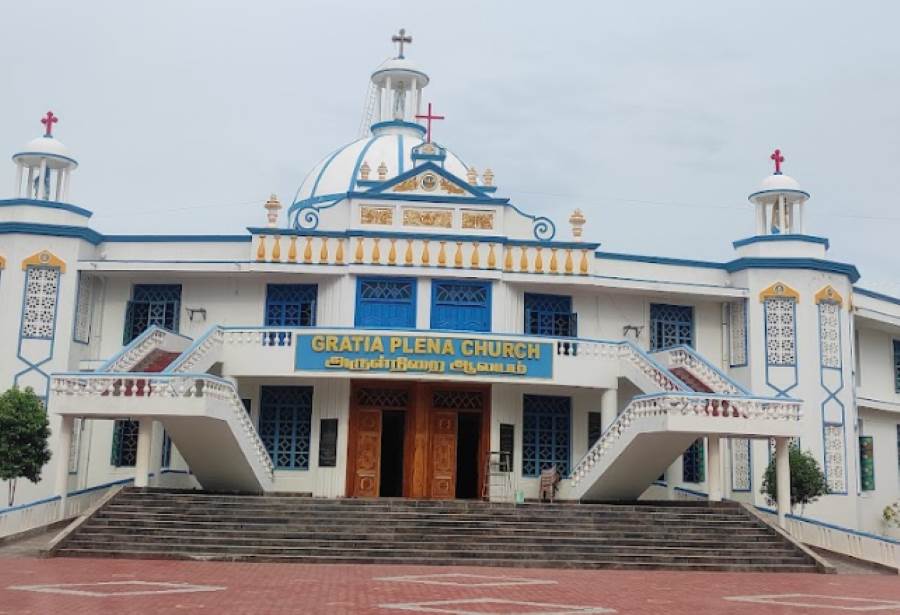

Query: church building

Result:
[2,32,899,544]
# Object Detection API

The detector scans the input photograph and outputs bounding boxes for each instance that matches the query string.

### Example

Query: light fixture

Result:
[622,325,644,339]
[186,307,207,322]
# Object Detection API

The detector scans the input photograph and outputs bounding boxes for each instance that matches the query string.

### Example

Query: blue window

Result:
[431,280,491,332]
[259,386,313,470]
[650,303,694,351]
[524,293,577,337]
[683,438,705,483]
[265,284,317,326]
[522,394,571,477]
[111,419,139,467]
[894,340,900,392]
[355,278,416,328]
[124,284,182,344]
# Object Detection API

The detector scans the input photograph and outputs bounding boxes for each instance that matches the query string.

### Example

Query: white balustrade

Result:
[659,346,746,395]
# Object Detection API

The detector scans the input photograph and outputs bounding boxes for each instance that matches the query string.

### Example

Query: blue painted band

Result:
[104,234,251,243]
[12,151,79,166]
[747,188,811,202]
[726,257,860,283]
[370,68,430,83]
[732,234,830,249]
[0,198,93,218]
[755,505,900,546]
[370,120,427,136]
[0,222,103,245]
[854,287,900,307]
[594,251,727,269]
[367,161,490,199]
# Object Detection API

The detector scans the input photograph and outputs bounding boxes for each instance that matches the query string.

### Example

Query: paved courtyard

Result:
[0,557,899,614]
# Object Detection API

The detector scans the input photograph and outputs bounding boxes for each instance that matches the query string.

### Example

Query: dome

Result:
[760,173,800,191]
[13,136,78,169]
[292,130,469,206]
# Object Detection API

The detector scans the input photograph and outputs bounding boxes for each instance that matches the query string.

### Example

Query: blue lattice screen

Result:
[682,438,705,483]
[124,284,182,343]
[355,278,416,328]
[649,303,694,351]
[265,284,317,326]
[894,340,900,392]
[110,419,139,467]
[524,293,576,337]
[522,394,571,477]
[259,386,313,469]
[431,281,490,332]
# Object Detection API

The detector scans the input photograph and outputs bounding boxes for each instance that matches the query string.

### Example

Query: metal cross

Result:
[391,28,412,58]
[41,111,58,137]
[770,148,785,174]
[415,102,445,143]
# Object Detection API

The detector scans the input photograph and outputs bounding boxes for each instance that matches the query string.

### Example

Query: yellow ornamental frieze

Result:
[392,177,419,192]
[461,210,494,230]
[815,285,844,306]
[402,208,452,228]
[360,206,394,225]
[439,178,465,195]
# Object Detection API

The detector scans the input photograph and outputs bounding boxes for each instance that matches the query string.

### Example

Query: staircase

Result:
[52,488,824,572]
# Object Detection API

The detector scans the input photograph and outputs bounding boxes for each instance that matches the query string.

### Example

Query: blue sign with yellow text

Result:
[295,334,553,379]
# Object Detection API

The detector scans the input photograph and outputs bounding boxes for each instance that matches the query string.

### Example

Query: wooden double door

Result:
[346,382,490,499]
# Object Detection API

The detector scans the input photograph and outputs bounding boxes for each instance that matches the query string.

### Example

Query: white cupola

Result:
[748,149,810,235]
[12,111,78,203]
[370,29,430,126]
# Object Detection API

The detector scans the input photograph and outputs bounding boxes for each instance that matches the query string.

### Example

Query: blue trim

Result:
[0,222,103,245]
[104,234,250,243]
[12,151,79,166]
[370,119,427,136]
[733,234,830,250]
[755,505,900,546]
[14,265,62,398]
[818,303,848,495]
[854,287,900,307]
[397,134,405,174]
[311,141,358,200]
[594,251,726,269]
[0,198,93,218]
[726,258,860,283]
[348,136,381,193]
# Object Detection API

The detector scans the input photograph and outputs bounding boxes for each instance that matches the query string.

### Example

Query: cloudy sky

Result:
[3,1,898,293]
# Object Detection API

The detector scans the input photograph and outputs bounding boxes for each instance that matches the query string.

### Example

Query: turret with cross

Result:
[391,28,412,59]
[369,29,430,125]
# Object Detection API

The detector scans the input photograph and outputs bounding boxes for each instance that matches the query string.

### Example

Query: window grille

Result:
[73,272,95,343]
[431,281,490,332]
[431,390,484,410]
[356,388,409,408]
[587,412,603,449]
[124,284,182,344]
[21,266,60,339]
[765,297,796,366]
[894,340,900,392]
[522,394,570,477]
[649,304,694,351]
[524,293,576,337]
[111,419,139,467]
[355,278,416,328]
[683,438,705,483]
[265,284,317,326]
[728,301,747,366]
[259,386,313,470]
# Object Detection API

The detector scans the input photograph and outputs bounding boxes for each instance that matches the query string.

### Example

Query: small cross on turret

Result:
[415,102,444,143]
[41,111,58,137]
[770,148,785,175]
[391,28,412,59]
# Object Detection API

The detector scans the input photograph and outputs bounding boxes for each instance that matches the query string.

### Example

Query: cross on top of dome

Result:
[41,111,58,137]
[770,148,785,175]
[391,28,412,59]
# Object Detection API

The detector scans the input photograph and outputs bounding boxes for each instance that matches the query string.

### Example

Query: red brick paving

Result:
[0,558,898,614]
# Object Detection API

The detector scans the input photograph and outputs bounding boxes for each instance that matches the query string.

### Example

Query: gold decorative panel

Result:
[439,178,465,195]
[403,208,452,228]
[360,206,394,225]
[392,177,419,192]
[461,210,494,230]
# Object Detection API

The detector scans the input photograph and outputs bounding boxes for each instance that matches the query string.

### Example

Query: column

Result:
[600,388,617,432]
[775,436,791,528]
[60,169,70,202]
[384,77,392,121]
[795,201,804,234]
[707,436,722,502]
[26,167,34,198]
[54,168,63,201]
[54,416,74,519]
[148,421,162,487]
[664,461,677,500]
[373,85,382,125]
[756,203,766,235]
[14,165,23,198]
[778,195,786,233]
[133,418,153,488]
[36,159,47,200]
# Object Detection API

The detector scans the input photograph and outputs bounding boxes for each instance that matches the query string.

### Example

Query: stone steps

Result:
[52,488,822,572]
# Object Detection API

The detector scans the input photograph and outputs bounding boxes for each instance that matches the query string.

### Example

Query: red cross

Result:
[415,103,444,143]
[770,148,785,174]
[41,111,58,137]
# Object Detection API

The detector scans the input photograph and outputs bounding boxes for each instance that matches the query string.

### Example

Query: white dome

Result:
[371,57,429,87]
[13,136,77,169]
[293,131,469,206]
[760,173,801,191]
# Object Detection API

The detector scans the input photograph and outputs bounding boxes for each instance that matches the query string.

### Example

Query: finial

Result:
[377,161,388,180]
[41,111,58,137]
[569,209,586,241]
[770,148,785,175]
[360,161,371,181]
[415,102,445,143]
[391,28,413,59]
[264,194,282,228]
[482,168,494,187]
[466,166,478,185]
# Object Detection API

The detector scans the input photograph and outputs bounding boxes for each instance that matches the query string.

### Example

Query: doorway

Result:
[455,413,481,499]
[379,410,406,497]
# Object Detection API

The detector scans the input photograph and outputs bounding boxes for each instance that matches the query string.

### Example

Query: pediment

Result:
[368,162,487,199]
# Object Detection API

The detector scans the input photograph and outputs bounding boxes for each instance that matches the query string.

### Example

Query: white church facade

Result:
[2,34,899,542]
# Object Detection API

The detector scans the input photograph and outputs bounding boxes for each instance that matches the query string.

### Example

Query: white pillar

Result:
[60,169,70,202]
[600,388,617,431]
[795,202,803,234]
[54,168,63,201]
[775,436,791,528]
[36,159,48,200]
[778,195,786,233]
[707,436,722,502]
[148,421,162,487]
[374,85,382,124]
[664,461,677,500]
[14,165,23,198]
[55,416,74,518]
[756,204,766,235]
[415,80,423,116]
[384,77,392,121]
[134,418,153,488]
[26,167,34,198]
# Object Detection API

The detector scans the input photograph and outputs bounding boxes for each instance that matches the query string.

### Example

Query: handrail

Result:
[654,344,750,395]
[98,326,192,373]
[165,325,224,373]
[569,391,802,488]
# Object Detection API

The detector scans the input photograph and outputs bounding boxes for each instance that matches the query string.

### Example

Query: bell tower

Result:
[12,111,78,203]
[747,148,809,235]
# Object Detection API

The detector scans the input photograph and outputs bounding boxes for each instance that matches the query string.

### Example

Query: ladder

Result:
[356,80,378,139]
[482,450,513,502]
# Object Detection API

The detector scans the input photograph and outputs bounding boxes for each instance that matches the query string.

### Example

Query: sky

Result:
[2,1,898,293]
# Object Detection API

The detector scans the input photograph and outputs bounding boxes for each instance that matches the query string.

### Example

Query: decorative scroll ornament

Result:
[532,216,555,241]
